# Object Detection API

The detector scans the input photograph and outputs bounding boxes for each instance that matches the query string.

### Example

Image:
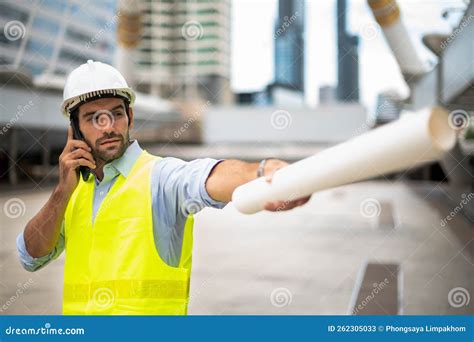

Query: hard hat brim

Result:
[61,88,135,117]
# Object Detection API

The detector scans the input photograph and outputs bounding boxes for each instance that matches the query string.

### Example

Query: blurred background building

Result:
[274,0,305,92]
[134,0,232,104]
[0,1,117,76]
[374,90,403,125]
[336,0,360,102]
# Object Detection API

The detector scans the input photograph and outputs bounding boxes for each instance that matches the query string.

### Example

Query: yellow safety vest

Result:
[62,151,194,315]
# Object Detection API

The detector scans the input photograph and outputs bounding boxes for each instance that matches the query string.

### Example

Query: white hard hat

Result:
[61,60,135,117]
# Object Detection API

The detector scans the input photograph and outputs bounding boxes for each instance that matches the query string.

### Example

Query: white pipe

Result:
[381,20,427,76]
[368,0,427,76]
[232,107,456,214]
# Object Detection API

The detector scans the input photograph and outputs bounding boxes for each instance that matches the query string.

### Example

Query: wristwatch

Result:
[257,159,267,178]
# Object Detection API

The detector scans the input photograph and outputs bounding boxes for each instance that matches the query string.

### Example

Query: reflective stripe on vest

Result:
[62,150,194,315]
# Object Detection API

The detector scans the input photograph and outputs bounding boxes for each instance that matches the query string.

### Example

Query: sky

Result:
[230,0,467,112]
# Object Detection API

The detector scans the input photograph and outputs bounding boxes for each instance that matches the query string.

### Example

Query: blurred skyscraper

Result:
[319,85,337,104]
[0,0,117,77]
[374,90,403,124]
[274,0,305,92]
[134,0,232,104]
[336,0,359,102]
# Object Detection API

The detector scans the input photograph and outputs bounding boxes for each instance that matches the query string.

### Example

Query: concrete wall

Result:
[203,104,368,144]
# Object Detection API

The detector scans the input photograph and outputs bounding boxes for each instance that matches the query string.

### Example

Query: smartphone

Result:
[70,119,92,182]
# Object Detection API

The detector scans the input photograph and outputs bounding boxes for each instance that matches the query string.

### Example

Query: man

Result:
[17,60,309,315]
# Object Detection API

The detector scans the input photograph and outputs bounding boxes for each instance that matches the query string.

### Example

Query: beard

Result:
[90,131,130,164]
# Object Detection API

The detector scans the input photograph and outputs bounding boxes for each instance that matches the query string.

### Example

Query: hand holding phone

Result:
[70,119,93,182]
[58,126,96,195]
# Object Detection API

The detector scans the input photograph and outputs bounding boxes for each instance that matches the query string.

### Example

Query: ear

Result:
[128,107,134,130]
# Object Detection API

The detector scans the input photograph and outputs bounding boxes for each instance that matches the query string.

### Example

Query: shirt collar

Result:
[95,140,143,184]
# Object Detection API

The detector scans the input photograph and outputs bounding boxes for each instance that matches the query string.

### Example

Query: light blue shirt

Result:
[17,140,226,271]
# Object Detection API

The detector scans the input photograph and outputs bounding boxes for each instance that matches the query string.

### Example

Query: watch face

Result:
[258,159,267,177]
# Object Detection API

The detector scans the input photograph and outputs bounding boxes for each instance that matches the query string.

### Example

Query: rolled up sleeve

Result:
[16,222,65,272]
[197,158,227,208]
[154,157,227,221]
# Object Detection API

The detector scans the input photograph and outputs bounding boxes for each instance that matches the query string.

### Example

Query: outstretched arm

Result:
[205,159,310,211]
